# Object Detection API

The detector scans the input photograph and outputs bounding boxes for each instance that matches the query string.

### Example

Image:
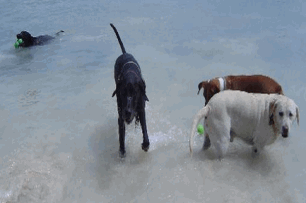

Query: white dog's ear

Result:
[269,99,278,125]
[296,106,300,126]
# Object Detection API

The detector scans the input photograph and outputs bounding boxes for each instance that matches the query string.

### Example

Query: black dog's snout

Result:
[127,97,132,109]
[17,34,21,39]
[125,110,132,119]
[123,97,134,122]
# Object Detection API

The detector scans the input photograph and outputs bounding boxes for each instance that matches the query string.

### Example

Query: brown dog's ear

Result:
[269,99,278,125]
[296,106,300,126]
[197,81,207,95]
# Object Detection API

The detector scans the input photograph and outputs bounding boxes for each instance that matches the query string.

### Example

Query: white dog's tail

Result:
[189,106,210,155]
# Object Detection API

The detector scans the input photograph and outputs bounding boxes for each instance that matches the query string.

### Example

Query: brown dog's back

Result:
[198,75,284,105]
[225,75,284,94]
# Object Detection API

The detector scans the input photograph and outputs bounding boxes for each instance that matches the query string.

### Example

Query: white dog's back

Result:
[208,91,273,137]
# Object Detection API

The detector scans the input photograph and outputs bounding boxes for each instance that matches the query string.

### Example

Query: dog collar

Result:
[119,61,143,80]
[218,77,226,91]
[123,61,140,71]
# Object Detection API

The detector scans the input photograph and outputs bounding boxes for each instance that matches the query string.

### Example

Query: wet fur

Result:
[110,23,149,157]
[197,74,284,150]
[190,90,299,160]
[16,30,64,47]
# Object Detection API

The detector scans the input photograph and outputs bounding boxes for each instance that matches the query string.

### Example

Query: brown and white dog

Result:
[197,75,284,150]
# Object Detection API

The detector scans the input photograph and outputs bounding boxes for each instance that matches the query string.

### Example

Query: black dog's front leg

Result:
[139,110,150,152]
[118,117,126,157]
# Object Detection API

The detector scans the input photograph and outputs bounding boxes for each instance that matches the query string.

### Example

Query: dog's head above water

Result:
[16,31,34,47]
[197,80,220,105]
[113,72,148,124]
[121,82,140,124]
[269,96,299,138]
[16,30,61,47]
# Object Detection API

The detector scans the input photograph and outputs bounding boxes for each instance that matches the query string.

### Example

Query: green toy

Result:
[14,38,23,48]
[197,124,204,135]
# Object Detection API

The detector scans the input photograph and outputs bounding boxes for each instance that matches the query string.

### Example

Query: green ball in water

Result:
[197,124,204,135]
[14,42,19,48]
[14,39,23,48]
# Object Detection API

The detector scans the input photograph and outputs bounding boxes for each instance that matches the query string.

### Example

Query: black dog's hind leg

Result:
[139,110,150,152]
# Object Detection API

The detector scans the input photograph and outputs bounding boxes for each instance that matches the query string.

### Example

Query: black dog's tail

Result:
[55,30,64,36]
[110,23,126,54]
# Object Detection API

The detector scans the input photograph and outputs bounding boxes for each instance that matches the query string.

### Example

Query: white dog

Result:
[189,90,299,159]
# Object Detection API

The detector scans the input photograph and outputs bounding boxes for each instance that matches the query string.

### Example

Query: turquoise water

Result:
[0,0,305,202]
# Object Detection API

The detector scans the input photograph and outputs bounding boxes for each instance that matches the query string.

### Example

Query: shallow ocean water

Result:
[0,0,306,202]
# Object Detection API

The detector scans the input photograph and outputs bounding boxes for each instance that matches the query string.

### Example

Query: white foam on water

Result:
[0,142,74,203]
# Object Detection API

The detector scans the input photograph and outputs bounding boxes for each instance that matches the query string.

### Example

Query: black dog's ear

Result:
[112,89,117,97]
[20,31,33,39]
[139,80,149,101]
[143,94,149,102]
[112,83,121,97]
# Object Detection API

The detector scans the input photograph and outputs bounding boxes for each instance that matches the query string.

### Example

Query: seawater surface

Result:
[0,0,305,202]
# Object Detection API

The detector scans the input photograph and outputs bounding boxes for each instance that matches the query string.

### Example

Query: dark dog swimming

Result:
[110,23,150,157]
[16,30,64,47]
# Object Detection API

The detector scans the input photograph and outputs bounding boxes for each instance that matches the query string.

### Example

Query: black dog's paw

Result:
[142,142,150,152]
[119,148,126,158]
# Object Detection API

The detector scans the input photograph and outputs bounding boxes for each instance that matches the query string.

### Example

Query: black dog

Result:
[110,23,150,157]
[16,30,64,47]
